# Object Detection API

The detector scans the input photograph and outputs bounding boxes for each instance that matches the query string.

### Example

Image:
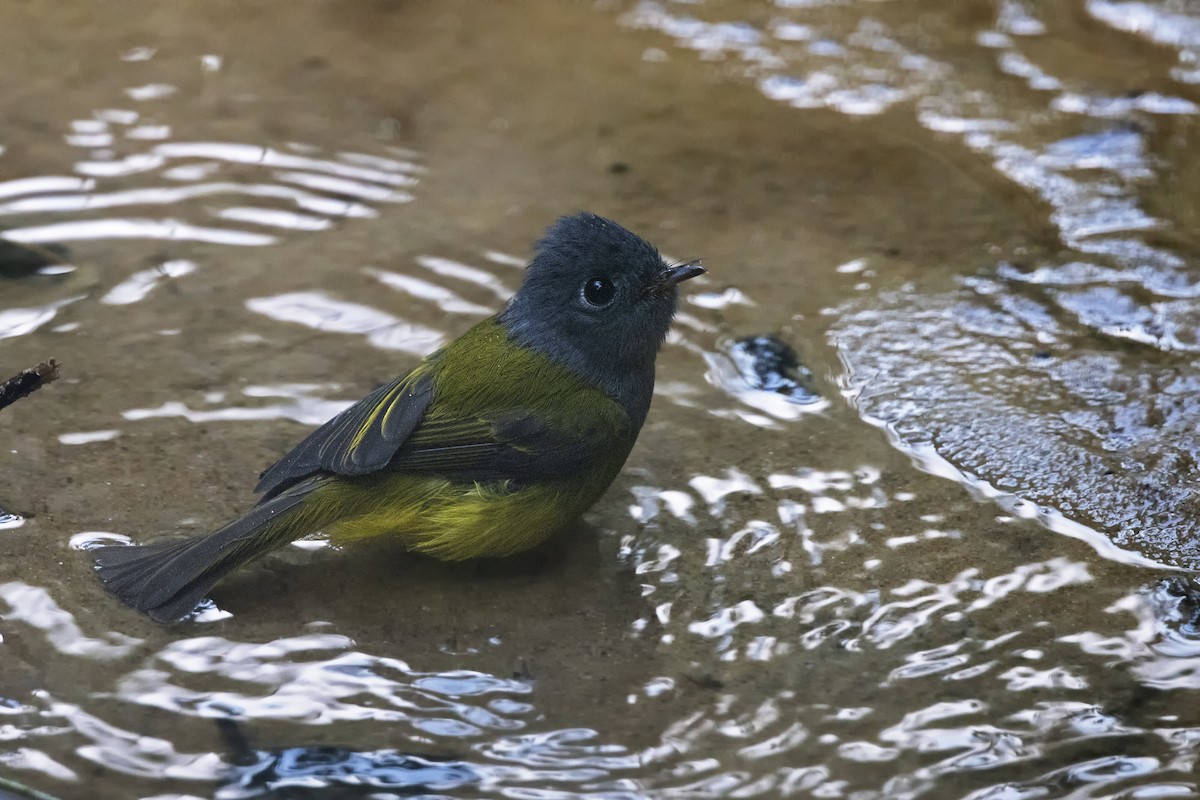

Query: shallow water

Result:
[2,1,1200,797]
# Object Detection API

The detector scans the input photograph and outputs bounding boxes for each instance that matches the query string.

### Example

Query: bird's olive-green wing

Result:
[255,365,627,500]
[254,369,434,501]
[386,407,621,482]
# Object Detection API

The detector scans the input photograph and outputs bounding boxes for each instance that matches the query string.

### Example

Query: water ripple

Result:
[0,583,142,660]
[0,70,424,265]
[245,291,444,355]
[5,2,1200,798]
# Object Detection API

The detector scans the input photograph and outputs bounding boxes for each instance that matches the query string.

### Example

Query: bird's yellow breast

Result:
[317,468,617,560]
[310,319,639,560]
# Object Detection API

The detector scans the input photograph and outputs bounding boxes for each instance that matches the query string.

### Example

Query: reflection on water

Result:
[703,335,827,427]
[0,141,418,247]
[100,259,195,305]
[615,460,1200,796]
[246,291,445,356]
[0,296,85,341]
[2,137,419,242]
[3,0,1200,798]
[222,741,479,798]
[122,383,352,427]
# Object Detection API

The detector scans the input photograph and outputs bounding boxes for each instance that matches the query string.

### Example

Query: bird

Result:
[92,212,704,622]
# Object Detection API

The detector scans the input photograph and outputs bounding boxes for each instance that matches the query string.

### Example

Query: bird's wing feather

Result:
[388,408,608,481]
[255,367,616,499]
[254,369,434,501]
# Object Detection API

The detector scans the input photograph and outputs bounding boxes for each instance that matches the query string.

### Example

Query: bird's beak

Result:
[663,259,704,285]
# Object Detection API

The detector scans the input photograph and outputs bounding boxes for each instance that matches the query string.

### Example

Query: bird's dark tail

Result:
[92,481,326,623]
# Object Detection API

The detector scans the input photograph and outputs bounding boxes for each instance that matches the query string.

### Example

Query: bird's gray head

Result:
[500,213,703,423]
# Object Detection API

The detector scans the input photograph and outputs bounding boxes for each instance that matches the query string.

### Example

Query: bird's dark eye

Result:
[581,277,615,308]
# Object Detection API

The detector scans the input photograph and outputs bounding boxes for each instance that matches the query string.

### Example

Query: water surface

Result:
[2,1,1200,797]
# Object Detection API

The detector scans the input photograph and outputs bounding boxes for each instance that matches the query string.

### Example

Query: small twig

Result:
[0,360,61,413]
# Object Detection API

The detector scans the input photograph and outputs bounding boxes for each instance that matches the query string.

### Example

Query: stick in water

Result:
[0,360,61,413]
